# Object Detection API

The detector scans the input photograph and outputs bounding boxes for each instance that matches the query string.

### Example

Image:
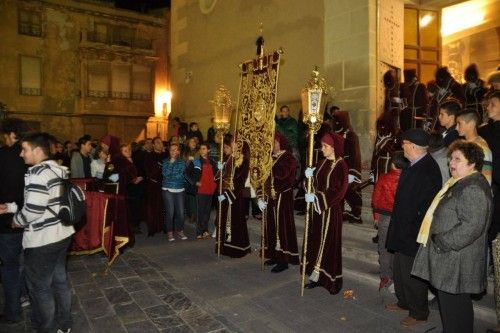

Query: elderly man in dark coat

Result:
[385,128,442,328]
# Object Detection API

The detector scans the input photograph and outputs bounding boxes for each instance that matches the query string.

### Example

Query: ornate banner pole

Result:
[300,68,329,296]
[211,86,233,259]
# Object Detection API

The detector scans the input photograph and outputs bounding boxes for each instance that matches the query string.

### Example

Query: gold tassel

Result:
[275,239,281,251]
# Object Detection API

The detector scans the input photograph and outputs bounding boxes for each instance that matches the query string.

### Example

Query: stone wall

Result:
[170,0,387,165]
[0,0,168,144]
[170,0,324,136]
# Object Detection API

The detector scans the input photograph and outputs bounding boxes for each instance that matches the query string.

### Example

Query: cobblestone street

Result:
[0,216,494,332]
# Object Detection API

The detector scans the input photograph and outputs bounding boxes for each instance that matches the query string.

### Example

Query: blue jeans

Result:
[0,232,23,321]
[163,190,185,232]
[24,237,72,333]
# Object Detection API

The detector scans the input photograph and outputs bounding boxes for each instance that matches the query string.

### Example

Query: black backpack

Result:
[47,168,86,226]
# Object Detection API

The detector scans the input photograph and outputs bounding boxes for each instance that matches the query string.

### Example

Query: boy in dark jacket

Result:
[186,142,217,239]
[372,151,408,291]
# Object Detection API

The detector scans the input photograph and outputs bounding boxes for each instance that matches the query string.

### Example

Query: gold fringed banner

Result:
[233,50,282,192]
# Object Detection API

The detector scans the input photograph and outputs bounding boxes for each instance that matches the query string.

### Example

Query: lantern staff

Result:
[300,67,329,296]
[211,86,233,259]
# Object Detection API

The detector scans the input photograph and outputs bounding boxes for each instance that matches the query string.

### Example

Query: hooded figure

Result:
[261,132,299,272]
[331,110,363,223]
[463,64,487,123]
[400,69,429,130]
[383,69,403,117]
[428,67,465,130]
[101,135,120,160]
[371,109,402,182]
[303,132,349,294]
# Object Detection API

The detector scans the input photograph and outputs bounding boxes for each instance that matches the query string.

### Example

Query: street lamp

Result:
[300,67,329,296]
[211,85,233,258]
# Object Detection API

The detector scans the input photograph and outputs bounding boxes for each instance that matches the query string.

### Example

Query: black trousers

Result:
[437,290,473,333]
[393,252,429,320]
[196,194,213,235]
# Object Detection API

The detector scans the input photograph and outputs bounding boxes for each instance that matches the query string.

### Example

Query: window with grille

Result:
[132,65,152,100]
[20,56,42,96]
[111,64,131,99]
[18,9,41,37]
[87,62,110,98]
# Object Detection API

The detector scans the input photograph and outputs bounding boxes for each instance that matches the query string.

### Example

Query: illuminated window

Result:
[18,9,41,37]
[20,56,42,96]
[404,7,440,84]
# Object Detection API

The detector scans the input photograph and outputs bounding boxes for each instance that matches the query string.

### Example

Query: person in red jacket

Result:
[372,151,408,290]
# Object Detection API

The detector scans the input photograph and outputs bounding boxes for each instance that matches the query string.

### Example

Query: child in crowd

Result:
[90,147,109,179]
[371,151,408,291]
[162,143,187,241]
[186,142,217,239]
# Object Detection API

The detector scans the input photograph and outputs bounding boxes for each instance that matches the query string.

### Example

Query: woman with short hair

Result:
[412,140,493,333]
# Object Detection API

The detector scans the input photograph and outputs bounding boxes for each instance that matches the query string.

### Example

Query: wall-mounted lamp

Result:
[155,89,172,118]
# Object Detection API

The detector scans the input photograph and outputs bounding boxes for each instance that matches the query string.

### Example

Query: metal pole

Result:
[301,127,315,296]
[217,133,224,259]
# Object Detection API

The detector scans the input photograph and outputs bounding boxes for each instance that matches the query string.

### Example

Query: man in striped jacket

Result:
[0,132,74,333]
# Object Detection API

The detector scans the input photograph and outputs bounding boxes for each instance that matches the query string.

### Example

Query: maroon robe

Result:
[331,111,362,222]
[370,110,402,182]
[264,151,299,265]
[216,155,251,258]
[400,79,429,130]
[304,157,349,294]
[144,151,167,235]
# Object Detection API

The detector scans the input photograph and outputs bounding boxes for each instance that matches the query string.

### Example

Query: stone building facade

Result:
[0,0,169,143]
[169,0,499,165]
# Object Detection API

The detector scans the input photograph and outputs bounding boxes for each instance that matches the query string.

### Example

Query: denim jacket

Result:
[162,157,186,189]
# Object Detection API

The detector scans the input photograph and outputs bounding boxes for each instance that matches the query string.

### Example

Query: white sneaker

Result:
[211,230,216,238]
[57,329,71,333]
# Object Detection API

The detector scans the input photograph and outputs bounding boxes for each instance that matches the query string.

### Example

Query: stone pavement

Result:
[0,213,495,332]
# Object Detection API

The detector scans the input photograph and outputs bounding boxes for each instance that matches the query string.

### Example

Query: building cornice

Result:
[21,0,167,28]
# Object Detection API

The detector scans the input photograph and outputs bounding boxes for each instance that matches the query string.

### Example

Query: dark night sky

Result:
[114,0,170,13]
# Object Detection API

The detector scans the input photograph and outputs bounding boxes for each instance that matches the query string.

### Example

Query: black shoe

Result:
[304,281,321,289]
[0,315,22,324]
[271,263,288,273]
[372,235,379,243]
[296,211,305,216]
[264,259,277,266]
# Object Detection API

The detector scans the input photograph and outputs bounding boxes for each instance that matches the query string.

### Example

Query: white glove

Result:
[305,167,315,179]
[348,174,355,184]
[217,194,226,202]
[109,173,119,182]
[305,193,316,203]
[217,161,224,171]
[369,172,375,183]
[257,199,267,212]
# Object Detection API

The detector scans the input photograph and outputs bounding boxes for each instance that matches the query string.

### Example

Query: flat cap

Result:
[401,128,429,147]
